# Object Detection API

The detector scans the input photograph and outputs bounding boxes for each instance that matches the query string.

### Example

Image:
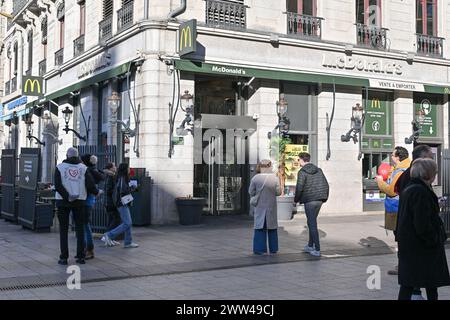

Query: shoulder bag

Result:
[250,175,269,207]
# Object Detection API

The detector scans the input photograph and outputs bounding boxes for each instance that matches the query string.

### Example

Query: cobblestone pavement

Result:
[0,212,421,299]
[2,250,450,300]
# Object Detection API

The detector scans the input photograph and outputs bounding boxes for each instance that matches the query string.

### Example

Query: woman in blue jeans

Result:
[101,163,139,249]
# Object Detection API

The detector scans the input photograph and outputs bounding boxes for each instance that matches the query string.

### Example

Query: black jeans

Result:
[398,286,438,300]
[57,206,86,260]
[304,201,323,251]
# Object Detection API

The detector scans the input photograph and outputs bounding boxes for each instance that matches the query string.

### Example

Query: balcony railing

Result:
[74,34,85,57]
[416,34,444,58]
[11,77,17,93]
[39,60,46,76]
[55,48,64,66]
[356,24,388,50]
[5,81,10,95]
[117,1,134,33]
[206,0,247,30]
[287,12,323,39]
[99,16,113,43]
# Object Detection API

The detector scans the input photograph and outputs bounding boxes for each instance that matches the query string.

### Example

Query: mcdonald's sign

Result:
[22,76,44,97]
[178,19,197,57]
[371,98,381,109]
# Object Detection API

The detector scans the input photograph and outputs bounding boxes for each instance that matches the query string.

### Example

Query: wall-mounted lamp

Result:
[176,90,195,136]
[61,105,86,141]
[341,103,364,160]
[268,97,290,139]
[108,91,137,137]
[41,110,63,145]
[24,115,45,146]
[405,109,426,144]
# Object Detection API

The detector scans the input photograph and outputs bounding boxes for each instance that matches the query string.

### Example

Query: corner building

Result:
[2,0,450,224]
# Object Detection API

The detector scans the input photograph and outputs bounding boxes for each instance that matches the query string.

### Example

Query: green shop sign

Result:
[364,98,390,136]
[362,137,393,150]
[415,99,437,137]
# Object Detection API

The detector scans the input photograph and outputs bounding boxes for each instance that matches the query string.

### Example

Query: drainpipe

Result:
[168,0,187,20]
[144,0,149,19]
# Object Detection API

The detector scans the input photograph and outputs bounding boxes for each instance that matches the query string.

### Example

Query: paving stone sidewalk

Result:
[0,212,398,291]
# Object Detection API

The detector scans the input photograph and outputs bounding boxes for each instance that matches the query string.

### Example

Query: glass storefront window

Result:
[363,152,390,180]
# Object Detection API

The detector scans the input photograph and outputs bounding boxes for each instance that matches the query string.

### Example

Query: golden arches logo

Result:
[371,99,381,109]
[180,26,192,51]
[24,79,41,94]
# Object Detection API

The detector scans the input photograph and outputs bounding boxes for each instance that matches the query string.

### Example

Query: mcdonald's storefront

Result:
[173,55,449,216]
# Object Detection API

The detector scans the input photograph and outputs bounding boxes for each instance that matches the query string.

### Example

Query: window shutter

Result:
[103,0,114,18]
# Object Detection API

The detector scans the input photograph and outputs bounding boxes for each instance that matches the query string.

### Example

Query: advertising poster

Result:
[283,144,309,187]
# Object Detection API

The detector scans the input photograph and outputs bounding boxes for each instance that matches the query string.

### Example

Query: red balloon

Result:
[378,163,391,181]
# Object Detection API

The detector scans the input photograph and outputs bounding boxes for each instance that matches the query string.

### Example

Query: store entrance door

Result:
[193,76,255,215]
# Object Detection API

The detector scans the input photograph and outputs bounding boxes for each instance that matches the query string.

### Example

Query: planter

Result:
[277,196,294,221]
[175,197,206,225]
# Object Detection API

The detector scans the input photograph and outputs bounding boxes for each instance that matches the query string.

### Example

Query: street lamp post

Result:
[61,105,86,141]
[341,103,365,160]
[176,90,194,136]
[268,97,290,139]
[108,91,136,137]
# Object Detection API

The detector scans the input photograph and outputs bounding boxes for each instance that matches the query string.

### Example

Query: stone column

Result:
[393,91,414,156]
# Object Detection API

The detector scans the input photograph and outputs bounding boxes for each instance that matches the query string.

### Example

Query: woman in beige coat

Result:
[249,160,281,255]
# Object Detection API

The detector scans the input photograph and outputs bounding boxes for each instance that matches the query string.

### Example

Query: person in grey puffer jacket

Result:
[294,153,329,257]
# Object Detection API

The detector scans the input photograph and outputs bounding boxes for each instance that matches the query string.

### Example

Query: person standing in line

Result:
[249,160,281,255]
[81,154,105,260]
[294,153,329,257]
[101,163,139,248]
[396,158,450,300]
[103,162,122,245]
[55,148,100,265]
[393,145,433,300]
[375,146,411,275]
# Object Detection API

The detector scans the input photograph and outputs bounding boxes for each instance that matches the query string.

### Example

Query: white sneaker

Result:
[124,243,139,249]
[101,234,114,247]
[304,245,315,253]
[310,250,321,257]
[112,240,121,246]
[411,294,425,300]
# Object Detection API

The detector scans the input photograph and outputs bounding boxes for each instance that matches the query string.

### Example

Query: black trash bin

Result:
[175,198,206,225]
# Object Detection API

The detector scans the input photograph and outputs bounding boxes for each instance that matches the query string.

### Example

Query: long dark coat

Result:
[396,178,450,288]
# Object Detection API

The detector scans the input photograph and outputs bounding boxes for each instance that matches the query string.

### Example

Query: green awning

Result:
[175,59,450,93]
[26,61,132,108]
[174,59,370,87]
[424,85,450,94]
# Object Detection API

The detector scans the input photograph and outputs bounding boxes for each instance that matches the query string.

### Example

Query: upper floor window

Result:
[287,0,317,16]
[27,31,33,73]
[80,1,86,35]
[416,0,437,36]
[356,0,381,26]
[41,17,48,45]
[13,42,18,76]
[103,0,114,19]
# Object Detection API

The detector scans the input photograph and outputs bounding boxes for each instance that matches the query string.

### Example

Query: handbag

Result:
[121,194,134,205]
[250,175,269,207]
[114,177,133,207]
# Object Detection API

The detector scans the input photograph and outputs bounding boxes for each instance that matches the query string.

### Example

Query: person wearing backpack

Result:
[249,160,281,255]
[294,153,329,257]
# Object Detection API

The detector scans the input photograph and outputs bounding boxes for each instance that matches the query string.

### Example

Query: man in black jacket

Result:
[294,153,329,257]
[55,148,100,265]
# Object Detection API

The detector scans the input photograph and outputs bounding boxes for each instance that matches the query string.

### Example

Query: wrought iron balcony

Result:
[11,77,17,93]
[39,59,46,76]
[356,24,388,50]
[117,1,134,33]
[9,0,46,30]
[5,81,10,96]
[206,0,247,30]
[74,35,85,57]
[99,16,113,43]
[416,34,444,58]
[287,12,323,39]
[55,48,64,66]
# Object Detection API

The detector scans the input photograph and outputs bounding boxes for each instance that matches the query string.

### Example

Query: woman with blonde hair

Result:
[249,160,281,255]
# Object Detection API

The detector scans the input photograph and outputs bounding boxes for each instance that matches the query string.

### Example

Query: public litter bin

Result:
[129,168,152,226]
